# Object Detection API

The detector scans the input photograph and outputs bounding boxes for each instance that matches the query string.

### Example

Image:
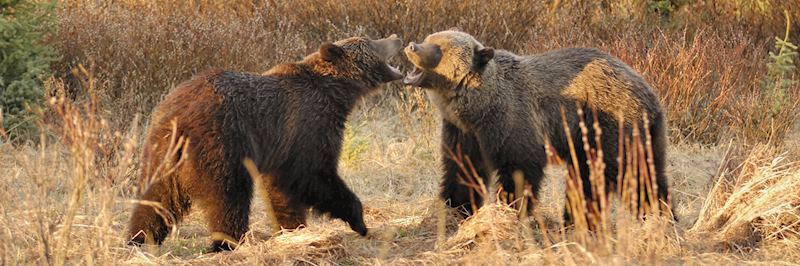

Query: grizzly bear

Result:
[403,30,673,222]
[128,34,404,251]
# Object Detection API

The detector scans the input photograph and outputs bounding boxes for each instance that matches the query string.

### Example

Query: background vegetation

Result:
[47,0,800,144]
[1,0,799,264]
[0,0,57,138]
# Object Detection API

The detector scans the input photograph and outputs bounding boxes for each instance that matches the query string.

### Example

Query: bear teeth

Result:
[388,64,402,75]
[403,67,424,85]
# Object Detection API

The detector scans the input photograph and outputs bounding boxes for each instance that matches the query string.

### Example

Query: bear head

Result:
[307,34,404,87]
[402,30,494,89]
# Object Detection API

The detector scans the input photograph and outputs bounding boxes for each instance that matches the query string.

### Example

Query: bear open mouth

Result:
[403,67,424,86]
[387,63,403,80]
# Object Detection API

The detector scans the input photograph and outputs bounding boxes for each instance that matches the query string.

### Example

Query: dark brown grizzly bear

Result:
[403,30,673,222]
[128,34,404,252]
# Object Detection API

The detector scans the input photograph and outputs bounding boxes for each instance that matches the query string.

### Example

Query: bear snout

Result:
[408,42,419,52]
[373,34,404,60]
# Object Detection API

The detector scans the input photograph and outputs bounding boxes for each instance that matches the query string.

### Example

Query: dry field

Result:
[2,0,800,265]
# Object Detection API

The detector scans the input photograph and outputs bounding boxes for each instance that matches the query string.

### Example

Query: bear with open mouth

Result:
[404,29,674,223]
[128,34,403,252]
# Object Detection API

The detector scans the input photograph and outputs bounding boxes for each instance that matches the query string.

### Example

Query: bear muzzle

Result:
[373,34,404,81]
[403,67,425,86]
[403,41,444,86]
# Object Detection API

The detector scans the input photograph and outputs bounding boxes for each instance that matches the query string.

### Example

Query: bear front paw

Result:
[127,234,146,247]
[345,199,368,236]
[349,220,368,236]
[208,240,238,252]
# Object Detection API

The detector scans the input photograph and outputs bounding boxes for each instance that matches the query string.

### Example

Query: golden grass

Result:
[3,77,800,263]
[689,144,800,251]
[4,142,798,265]
[48,0,800,144]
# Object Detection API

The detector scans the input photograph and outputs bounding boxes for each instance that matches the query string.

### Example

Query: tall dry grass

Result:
[688,143,800,252]
[1,67,140,263]
[49,0,800,144]
[2,55,800,265]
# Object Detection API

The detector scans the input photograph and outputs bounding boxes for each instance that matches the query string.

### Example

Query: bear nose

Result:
[408,42,418,52]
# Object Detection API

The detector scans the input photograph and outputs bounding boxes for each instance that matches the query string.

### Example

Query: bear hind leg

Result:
[127,178,191,247]
[198,175,253,252]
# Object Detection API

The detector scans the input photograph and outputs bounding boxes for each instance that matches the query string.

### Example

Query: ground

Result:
[3,92,798,264]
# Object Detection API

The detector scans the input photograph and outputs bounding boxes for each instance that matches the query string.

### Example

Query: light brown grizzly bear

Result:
[128,34,404,252]
[403,30,673,223]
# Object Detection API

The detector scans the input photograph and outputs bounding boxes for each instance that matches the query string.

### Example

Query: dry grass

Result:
[4,123,800,264]
[49,0,800,143]
[3,76,800,264]
[2,0,800,265]
[688,144,800,255]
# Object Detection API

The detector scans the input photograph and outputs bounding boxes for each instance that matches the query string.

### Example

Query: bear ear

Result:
[473,47,494,69]
[320,42,345,62]
[448,26,463,32]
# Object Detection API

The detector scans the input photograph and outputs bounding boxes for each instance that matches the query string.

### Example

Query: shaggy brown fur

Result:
[128,35,403,252]
[403,30,673,222]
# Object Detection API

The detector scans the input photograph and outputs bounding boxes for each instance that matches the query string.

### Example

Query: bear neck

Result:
[268,61,371,114]
[453,61,498,92]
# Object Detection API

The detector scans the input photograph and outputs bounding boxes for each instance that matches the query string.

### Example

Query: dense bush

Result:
[0,0,57,138]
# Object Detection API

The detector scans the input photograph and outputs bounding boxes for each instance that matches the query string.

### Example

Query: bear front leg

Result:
[440,121,490,216]
[496,160,545,215]
[127,178,191,247]
[196,174,253,252]
[278,164,367,236]
[311,172,367,236]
